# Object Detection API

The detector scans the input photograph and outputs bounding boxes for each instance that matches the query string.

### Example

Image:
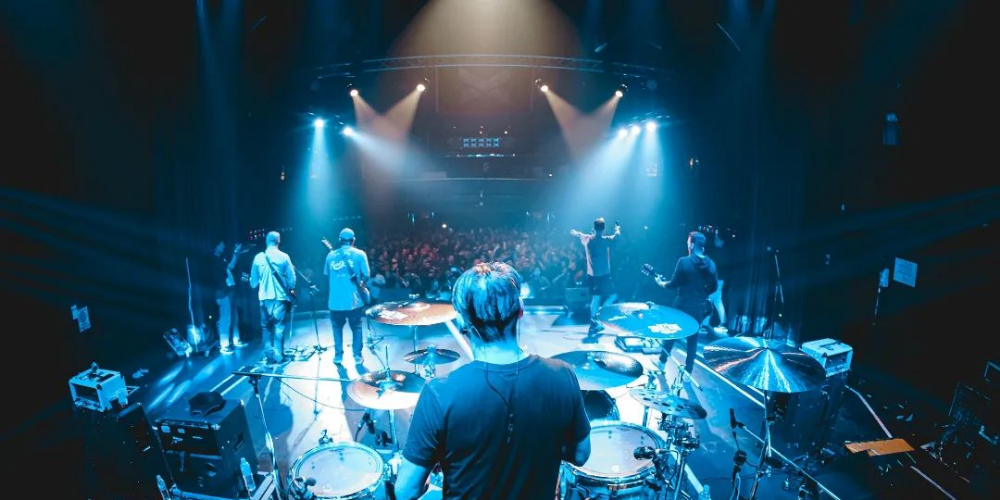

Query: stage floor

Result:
[128,307,965,500]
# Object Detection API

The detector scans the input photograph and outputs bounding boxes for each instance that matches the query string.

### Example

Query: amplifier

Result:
[69,363,128,412]
[801,338,853,376]
[156,396,258,498]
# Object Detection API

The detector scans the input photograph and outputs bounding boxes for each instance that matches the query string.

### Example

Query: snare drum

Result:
[288,442,388,500]
[582,390,620,422]
[561,421,665,500]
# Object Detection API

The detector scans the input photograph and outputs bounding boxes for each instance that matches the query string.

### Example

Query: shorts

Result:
[587,274,616,297]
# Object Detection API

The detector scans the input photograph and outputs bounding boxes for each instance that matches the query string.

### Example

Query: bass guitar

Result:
[322,237,372,306]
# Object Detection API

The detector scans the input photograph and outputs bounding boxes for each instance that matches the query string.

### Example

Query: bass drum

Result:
[561,421,665,500]
[288,442,388,499]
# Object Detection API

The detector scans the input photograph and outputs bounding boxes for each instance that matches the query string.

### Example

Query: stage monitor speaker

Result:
[768,370,849,460]
[155,395,258,498]
[565,287,589,312]
[74,402,172,500]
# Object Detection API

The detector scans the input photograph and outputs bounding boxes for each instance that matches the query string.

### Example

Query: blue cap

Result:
[339,228,355,241]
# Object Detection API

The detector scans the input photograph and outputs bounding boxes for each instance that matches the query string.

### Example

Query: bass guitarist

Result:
[324,227,370,365]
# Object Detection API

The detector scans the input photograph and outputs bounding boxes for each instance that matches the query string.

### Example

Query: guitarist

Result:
[653,231,718,376]
[249,231,297,365]
[324,227,370,365]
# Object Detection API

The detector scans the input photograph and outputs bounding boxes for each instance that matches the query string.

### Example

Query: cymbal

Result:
[404,346,461,365]
[551,350,644,391]
[629,388,708,420]
[347,370,426,410]
[702,337,826,393]
[366,301,458,326]
[597,302,700,340]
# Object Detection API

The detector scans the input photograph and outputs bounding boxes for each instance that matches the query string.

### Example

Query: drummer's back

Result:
[420,354,587,499]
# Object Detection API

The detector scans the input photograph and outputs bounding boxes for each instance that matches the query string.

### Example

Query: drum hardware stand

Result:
[734,422,839,500]
[642,370,662,427]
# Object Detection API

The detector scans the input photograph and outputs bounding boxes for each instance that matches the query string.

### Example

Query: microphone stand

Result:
[295,269,326,360]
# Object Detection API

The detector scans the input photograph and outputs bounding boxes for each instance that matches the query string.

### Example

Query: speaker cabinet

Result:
[768,370,849,459]
[74,402,172,500]
[155,398,258,498]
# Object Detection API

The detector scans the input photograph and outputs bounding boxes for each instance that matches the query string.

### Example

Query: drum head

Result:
[291,443,384,498]
[573,421,663,480]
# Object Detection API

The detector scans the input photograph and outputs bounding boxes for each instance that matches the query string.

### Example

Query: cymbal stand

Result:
[667,355,702,393]
[641,370,662,428]
[291,269,325,361]
[735,418,839,500]
[747,390,776,500]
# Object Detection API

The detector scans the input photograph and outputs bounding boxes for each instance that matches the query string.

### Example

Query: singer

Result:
[570,217,622,336]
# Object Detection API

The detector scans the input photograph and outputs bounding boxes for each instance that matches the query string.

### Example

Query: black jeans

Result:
[660,300,711,374]
[330,307,364,357]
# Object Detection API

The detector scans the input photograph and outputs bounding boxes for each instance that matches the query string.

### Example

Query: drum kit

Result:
[268,298,826,500]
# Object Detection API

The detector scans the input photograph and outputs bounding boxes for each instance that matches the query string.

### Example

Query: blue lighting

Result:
[617,128,628,139]
[314,118,326,129]
[342,126,354,136]
[630,124,641,135]
[645,121,657,132]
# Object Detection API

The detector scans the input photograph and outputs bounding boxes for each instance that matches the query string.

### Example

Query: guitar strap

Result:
[264,254,293,303]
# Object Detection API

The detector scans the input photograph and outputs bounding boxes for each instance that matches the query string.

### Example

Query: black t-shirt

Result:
[403,355,590,500]
[664,254,719,316]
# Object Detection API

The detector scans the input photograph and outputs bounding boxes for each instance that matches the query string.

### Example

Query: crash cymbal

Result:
[403,346,461,365]
[347,370,426,410]
[702,337,826,394]
[597,302,700,340]
[366,301,458,326]
[629,388,708,420]
[551,350,644,391]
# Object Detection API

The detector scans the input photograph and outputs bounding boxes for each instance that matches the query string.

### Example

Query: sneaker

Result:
[354,355,364,364]
[220,345,234,355]
[333,353,344,364]
[233,339,247,348]
[713,325,729,335]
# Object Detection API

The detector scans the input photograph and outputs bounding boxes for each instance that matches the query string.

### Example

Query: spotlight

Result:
[416,83,426,92]
[350,88,359,97]
[535,78,549,93]
[630,124,641,135]
[645,121,657,132]
[617,128,628,139]
[342,126,354,136]
[347,83,358,97]
[616,84,628,98]
[313,118,326,129]
[540,84,549,93]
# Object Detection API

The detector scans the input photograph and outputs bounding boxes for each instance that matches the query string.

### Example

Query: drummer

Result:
[654,231,719,376]
[395,262,592,500]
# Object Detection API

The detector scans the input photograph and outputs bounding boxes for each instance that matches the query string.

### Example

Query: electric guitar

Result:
[640,263,666,284]
[322,237,372,306]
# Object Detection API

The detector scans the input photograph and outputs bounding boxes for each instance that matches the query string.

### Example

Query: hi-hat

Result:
[404,347,461,365]
[551,350,644,391]
[629,388,708,420]
[347,370,426,410]
[366,301,457,326]
[598,302,700,340]
[702,337,826,393]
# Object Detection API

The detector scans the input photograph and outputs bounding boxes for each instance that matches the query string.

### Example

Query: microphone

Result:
[357,411,374,434]
[729,408,744,429]
[634,446,670,459]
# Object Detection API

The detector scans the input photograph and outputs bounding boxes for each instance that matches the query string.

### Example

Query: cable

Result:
[847,386,893,438]
[278,380,367,412]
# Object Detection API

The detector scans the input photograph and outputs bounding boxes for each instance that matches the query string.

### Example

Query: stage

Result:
[119,306,967,500]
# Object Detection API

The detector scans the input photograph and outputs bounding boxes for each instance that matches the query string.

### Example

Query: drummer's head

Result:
[687,231,707,254]
[452,262,524,344]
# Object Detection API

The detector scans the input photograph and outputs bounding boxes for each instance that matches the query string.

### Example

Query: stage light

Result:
[313,118,326,129]
[416,83,426,92]
[535,78,549,93]
[645,121,657,132]
[616,84,628,98]
[630,124,641,135]
[342,126,354,136]
[617,128,628,139]
[350,88,359,97]
[540,84,549,93]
